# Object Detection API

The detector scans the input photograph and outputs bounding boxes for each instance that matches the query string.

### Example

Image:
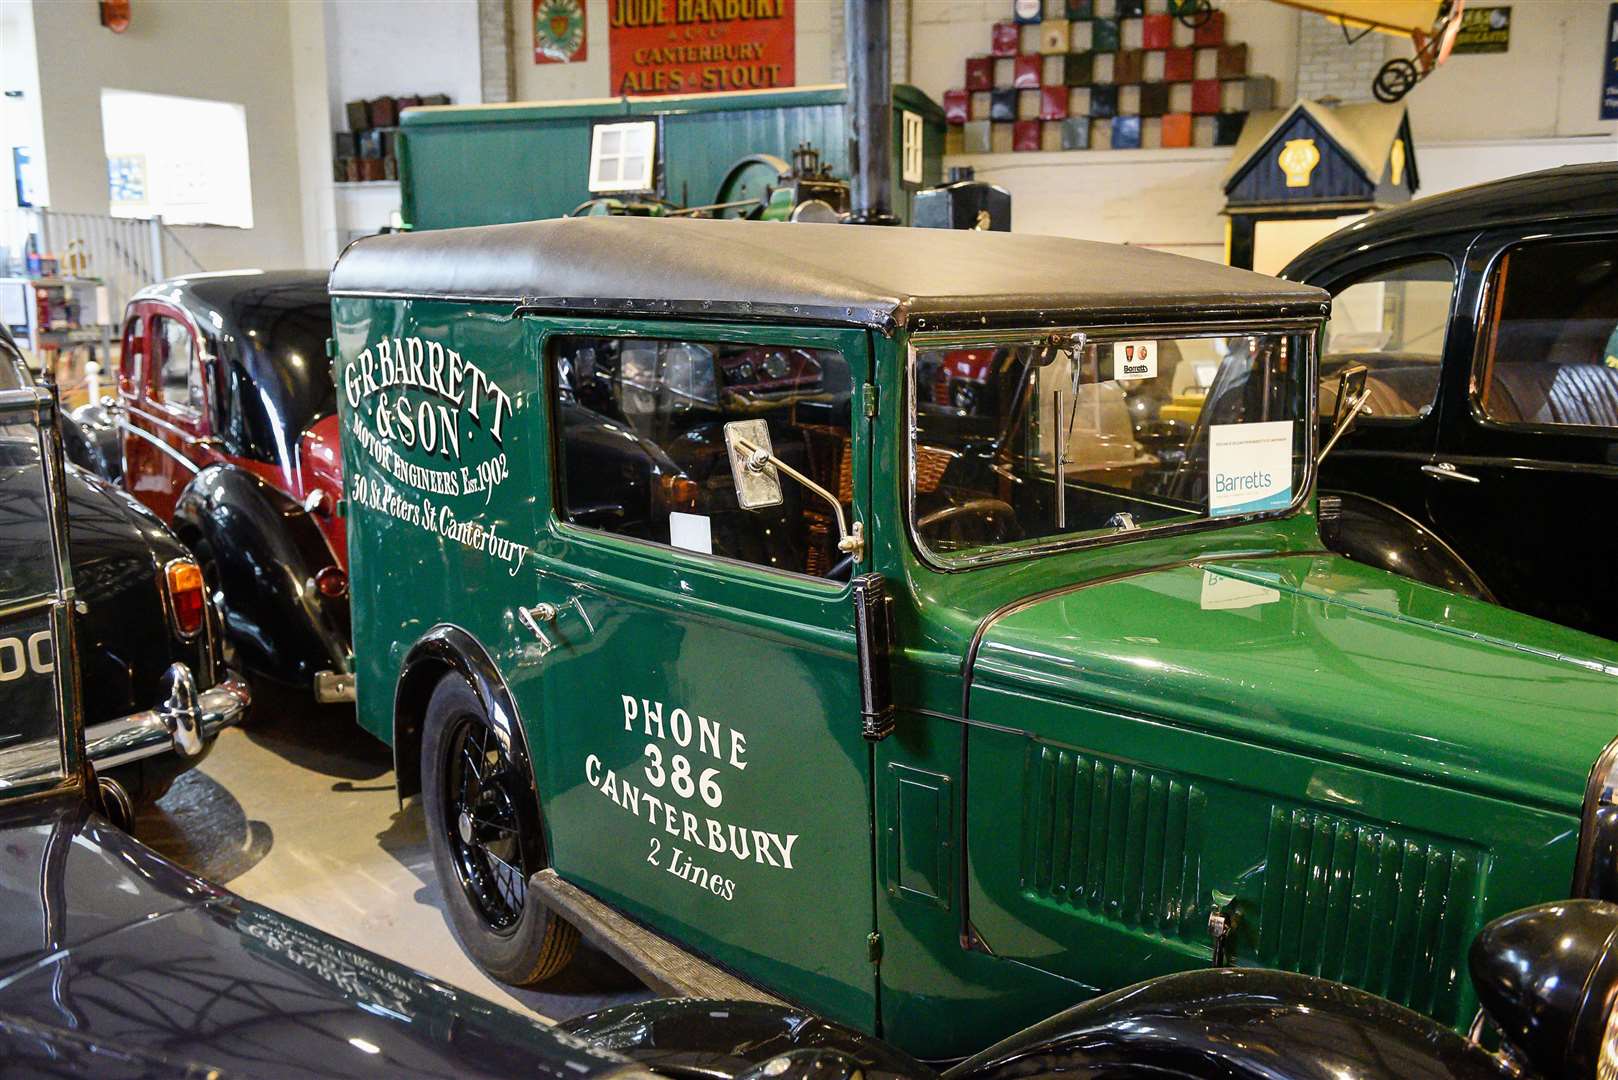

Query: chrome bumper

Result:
[314,670,355,703]
[85,663,250,770]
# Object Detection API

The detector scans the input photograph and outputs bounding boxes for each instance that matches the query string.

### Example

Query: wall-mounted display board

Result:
[942,0,1274,152]
[1451,6,1509,54]
[608,0,794,96]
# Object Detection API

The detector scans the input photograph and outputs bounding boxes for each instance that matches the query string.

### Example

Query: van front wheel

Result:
[421,673,577,984]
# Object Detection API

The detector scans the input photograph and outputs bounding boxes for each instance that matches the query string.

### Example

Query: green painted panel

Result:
[885,763,952,909]
[399,85,945,229]
[961,692,1575,1038]
[1254,806,1485,1023]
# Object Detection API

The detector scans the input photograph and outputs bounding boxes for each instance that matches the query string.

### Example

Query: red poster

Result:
[608,0,795,97]
[534,0,587,64]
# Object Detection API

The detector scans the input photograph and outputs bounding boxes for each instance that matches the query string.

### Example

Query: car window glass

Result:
[912,330,1309,564]
[153,315,203,415]
[0,407,66,785]
[1319,257,1454,422]
[1476,237,1618,430]
[120,314,143,395]
[552,336,854,580]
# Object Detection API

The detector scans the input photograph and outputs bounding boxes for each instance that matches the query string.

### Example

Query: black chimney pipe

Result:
[845,0,898,226]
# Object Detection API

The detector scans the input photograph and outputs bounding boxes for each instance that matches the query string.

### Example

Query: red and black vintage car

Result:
[105,271,352,702]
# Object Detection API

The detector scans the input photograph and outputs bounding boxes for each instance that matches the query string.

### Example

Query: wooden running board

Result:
[530,868,784,1004]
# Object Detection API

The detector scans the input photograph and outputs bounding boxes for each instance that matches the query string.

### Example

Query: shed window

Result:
[551,335,855,580]
[588,121,657,194]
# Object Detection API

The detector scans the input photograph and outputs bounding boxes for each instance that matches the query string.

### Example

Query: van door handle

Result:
[1421,462,1481,484]
[517,597,594,651]
[517,604,557,654]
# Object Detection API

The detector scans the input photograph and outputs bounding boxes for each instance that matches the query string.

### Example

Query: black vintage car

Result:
[1,323,246,803]
[10,365,1614,1079]
[1284,163,1618,640]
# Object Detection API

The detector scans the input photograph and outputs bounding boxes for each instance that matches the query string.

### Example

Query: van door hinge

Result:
[862,384,879,418]
[867,931,883,964]
[325,336,337,360]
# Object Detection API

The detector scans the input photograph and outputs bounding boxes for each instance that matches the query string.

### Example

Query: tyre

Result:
[421,672,577,984]
[1373,58,1419,103]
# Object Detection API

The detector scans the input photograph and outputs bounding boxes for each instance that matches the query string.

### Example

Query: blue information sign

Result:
[1604,2,1618,120]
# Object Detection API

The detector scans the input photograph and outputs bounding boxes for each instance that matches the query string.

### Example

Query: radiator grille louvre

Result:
[1020,744,1206,940]
[1257,807,1484,1023]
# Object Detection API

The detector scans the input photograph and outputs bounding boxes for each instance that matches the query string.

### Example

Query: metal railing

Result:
[1,207,207,320]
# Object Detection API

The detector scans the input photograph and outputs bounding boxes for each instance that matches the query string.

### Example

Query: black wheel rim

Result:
[443,714,528,932]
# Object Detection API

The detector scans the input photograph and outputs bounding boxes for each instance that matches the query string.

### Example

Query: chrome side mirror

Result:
[723,420,863,562]
[1317,364,1370,465]
[724,419,783,510]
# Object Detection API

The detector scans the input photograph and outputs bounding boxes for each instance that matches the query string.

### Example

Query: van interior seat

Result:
[1485,361,1618,428]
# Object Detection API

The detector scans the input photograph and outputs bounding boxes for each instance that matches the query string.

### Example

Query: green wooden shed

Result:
[397,83,946,230]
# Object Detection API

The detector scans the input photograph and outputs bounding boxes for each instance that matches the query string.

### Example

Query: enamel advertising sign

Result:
[608,0,795,96]
[535,0,588,63]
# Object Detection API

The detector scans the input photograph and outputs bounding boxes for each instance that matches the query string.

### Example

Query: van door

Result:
[525,322,878,1031]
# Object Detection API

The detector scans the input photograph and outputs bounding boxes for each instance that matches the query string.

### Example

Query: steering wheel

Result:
[916,498,1021,543]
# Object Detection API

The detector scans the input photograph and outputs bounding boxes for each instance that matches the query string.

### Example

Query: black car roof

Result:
[1284,162,1618,279]
[133,269,329,324]
[132,270,336,465]
[329,218,1327,332]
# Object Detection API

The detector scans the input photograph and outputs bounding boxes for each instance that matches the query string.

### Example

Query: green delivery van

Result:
[329,217,1618,1059]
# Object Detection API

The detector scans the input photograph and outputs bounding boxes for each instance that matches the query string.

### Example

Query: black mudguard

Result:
[559,999,927,1080]
[943,968,1512,1080]
[1319,489,1496,603]
[173,464,350,688]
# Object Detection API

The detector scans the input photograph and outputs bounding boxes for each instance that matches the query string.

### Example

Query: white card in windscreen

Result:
[668,512,713,554]
[1208,420,1294,517]
[1112,340,1158,381]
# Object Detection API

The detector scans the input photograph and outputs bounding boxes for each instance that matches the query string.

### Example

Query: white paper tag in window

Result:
[669,512,713,555]
[1113,340,1158,381]
[1208,420,1293,517]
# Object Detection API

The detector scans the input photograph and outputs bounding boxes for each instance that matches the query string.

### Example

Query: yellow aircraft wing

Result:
[1266,0,1446,37]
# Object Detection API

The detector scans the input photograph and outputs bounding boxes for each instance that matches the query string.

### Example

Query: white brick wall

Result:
[478,0,514,103]
[829,0,910,84]
[1294,10,1387,103]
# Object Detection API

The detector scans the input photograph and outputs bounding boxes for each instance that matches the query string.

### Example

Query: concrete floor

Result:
[136,686,650,1024]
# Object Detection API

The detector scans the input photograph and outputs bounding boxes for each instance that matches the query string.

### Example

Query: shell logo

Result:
[1277,138,1321,189]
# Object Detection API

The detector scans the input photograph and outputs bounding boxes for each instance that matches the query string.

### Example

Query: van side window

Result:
[1319,257,1455,422]
[1475,237,1618,431]
[551,336,855,579]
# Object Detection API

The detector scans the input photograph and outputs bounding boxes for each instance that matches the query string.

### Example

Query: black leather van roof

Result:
[329,217,1327,332]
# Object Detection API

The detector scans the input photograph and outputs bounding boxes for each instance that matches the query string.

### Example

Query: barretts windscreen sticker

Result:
[1208,420,1293,517]
[1112,340,1158,381]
